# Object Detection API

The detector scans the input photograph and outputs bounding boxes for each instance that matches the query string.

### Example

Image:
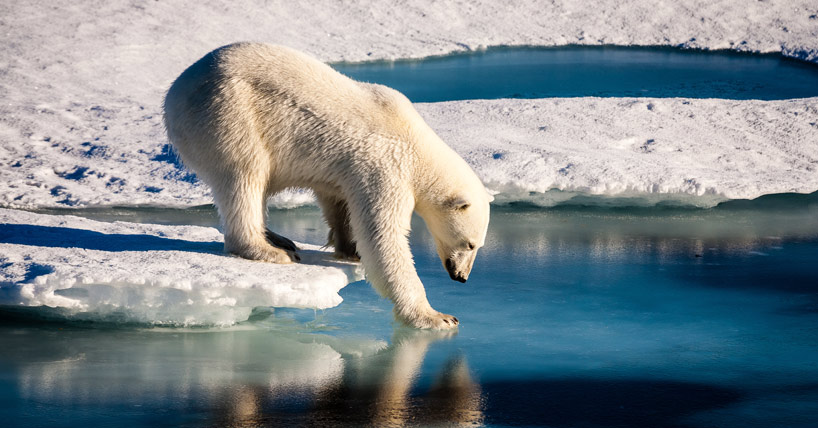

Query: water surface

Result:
[333,46,818,101]
[3,201,818,427]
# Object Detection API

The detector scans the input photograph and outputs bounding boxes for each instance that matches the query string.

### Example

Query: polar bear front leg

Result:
[347,189,458,330]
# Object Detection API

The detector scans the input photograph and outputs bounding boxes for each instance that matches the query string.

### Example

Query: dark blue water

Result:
[2,199,818,427]
[333,47,818,101]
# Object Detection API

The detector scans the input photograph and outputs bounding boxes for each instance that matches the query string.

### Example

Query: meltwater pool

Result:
[334,46,818,101]
[2,199,818,427]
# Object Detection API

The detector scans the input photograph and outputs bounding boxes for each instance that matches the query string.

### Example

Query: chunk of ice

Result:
[0,209,362,326]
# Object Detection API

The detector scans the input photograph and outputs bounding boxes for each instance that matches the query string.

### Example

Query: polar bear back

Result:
[164,43,426,191]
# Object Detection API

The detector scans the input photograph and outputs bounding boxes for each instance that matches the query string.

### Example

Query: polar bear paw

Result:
[265,229,298,252]
[332,249,361,262]
[400,309,459,330]
[232,243,300,264]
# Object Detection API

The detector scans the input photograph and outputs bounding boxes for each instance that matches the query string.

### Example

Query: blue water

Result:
[333,47,818,101]
[3,198,818,427]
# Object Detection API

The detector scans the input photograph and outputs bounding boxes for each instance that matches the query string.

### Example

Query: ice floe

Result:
[0,209,362,326]
[418,97,818,206]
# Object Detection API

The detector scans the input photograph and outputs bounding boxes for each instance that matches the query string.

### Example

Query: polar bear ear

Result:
[445,195,471,211]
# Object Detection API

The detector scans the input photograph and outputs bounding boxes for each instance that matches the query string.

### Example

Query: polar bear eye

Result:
[468,242,475,250]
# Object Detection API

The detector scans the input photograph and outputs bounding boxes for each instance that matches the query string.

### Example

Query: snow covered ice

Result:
[1,0,817,209]
[1,0,818,324]
[0,209,362,325]
[420,98,818,205]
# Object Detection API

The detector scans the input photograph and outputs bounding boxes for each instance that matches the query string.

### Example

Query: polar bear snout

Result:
[445,256,471,283]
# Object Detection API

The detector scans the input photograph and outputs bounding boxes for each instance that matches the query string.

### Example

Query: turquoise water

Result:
[333,47,818,101]
[2,199,818,427]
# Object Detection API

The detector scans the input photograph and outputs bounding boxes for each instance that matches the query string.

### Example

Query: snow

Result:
[0,209,362,326]
[418,98,818,205]
[1,1,818,209]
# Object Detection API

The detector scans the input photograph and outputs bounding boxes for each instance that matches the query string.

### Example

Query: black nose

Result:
[448,270,467,283]
[445,259,467,283]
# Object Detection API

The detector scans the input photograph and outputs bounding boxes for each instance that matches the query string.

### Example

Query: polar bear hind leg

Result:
[316,192,359,261]
[212,165,299,264]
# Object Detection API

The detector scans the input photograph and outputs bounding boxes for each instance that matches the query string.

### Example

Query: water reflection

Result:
[11,199,818,426]
[0,323,481,427]
[305,329,482,427]
[409,202,818,271]
[34,196,818,267]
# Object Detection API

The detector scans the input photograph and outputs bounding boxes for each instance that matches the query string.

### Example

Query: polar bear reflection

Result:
[212,330,483,427]
[11,326,481,426]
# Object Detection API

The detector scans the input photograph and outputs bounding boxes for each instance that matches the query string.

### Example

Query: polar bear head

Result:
[422,190,492,283]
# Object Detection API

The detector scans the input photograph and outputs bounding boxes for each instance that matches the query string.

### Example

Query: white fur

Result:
[164,43,491,329]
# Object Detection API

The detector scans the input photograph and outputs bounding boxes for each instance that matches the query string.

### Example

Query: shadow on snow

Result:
[0,223,223,253]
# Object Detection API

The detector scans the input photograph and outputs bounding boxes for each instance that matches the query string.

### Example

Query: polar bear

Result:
[163,43,491,329]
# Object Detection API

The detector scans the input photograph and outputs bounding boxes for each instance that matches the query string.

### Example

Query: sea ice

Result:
[1,1,817,209]
[417,98,818,205]
[0,209,362,326]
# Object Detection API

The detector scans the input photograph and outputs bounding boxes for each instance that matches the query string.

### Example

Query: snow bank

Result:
[0,208,362,326]
[417,98,818,205]
[3,96,815,209]
[1,1,818,209]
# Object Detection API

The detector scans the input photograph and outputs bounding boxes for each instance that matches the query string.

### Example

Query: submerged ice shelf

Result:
[0,209,362,326]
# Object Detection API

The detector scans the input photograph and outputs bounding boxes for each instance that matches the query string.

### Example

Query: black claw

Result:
[443,318,450,325]
[265,229,298,252]
[453,317,459,324]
